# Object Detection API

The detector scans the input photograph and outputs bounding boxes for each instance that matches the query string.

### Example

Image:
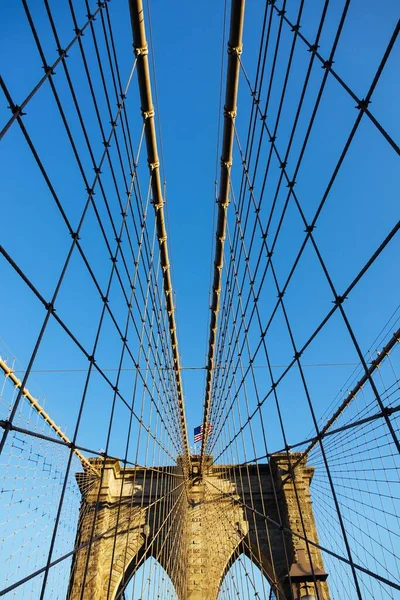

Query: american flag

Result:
[193,424,213,443]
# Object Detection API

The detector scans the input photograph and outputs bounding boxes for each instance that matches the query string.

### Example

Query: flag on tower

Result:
[193,423,213,443]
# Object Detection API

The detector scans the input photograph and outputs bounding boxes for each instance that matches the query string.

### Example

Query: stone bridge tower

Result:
[67,454,329,600]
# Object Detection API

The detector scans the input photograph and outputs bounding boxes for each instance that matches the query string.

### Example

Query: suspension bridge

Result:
[0,0,399,598]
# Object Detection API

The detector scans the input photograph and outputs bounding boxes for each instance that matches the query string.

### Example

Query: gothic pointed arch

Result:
[218,540,286,600]
[116,555,180,600]
[218,551,273,599]
[114,525,187,600]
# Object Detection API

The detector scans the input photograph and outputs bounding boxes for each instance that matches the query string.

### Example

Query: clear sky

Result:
[0,0,399,598]
[1,0,399,454]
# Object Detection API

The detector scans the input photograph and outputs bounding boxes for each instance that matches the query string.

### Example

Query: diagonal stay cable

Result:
[0,478,185,597]
[0,2,108,140]
[285,328,400,477]
[209,13,400,457]
[209,3,399,433]
[270,3,400,156]
[206,477,400,593]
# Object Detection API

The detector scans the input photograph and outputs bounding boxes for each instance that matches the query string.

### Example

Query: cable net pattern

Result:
[204,1,400,599]
[0,1,399,600]
[0,1,186,598]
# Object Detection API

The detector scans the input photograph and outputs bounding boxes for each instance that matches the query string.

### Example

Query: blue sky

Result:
[0,0,399,456]
[0,1,400,597]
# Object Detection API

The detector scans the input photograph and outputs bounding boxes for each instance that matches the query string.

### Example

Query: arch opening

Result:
[117,556,179,600]
[218,553,274,600]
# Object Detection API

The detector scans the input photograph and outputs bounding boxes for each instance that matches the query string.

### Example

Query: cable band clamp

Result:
[134,44,148,56]
[220,158,232,169]
[228,42,243,56]
[142,108,155,119]
[224,107,237,119]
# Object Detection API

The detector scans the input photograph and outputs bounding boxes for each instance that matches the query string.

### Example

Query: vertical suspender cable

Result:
[128,0,190,475]
[200,0,246,474]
